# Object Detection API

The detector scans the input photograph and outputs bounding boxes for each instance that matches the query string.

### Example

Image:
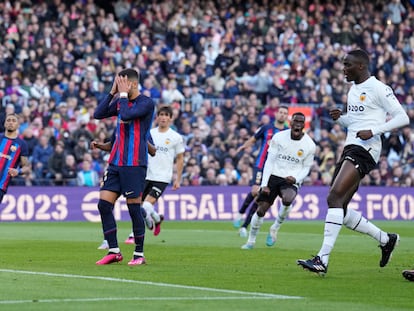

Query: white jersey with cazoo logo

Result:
[338,76,409,163]
[146,127,185,183]
[260,129,316,188]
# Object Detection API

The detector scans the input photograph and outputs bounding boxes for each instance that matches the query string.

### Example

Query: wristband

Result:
[119,92,128,98]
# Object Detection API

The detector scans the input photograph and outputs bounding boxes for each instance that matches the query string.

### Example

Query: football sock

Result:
[127,203,145,236]
[133,251,144,259]
[97,199,118,248]
[143,201,160,223]
[242,201,258,228]
[318,208,344,266]
[271,204,292,232]
[108,248,120,254]
[343,208,389,245]
[239,192,255,214]
[247,212,264,244]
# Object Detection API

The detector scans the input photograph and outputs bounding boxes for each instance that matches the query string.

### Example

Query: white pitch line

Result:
[1,296,294,305]
[0,269,302,302]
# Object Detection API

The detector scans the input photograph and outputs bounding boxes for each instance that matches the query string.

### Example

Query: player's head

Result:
[4,113,19,133]
[156,105,173,128]
[157,105,173,117]
[275,105,289,124]
[290,112,305,140]
[117,68,140,82]
[343,49,370,83]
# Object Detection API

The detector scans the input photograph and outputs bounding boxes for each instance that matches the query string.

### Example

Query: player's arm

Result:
[9,156,31,177]
[236,136,256,153]
[91,130,115,152]
[292,143,316,186]
[91,141,112,152]
[148,141,156,156]
[260,136,277,188]
[93,94,118,119]
[172,152,184,190]
[370,89,409,136]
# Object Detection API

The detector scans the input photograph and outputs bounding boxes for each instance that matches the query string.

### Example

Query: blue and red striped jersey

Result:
[94,94,155,167]
[254,123,289,169]
[0,135,28,192]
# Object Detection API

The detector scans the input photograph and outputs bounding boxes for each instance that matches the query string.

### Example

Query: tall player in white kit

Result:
[125,104,185,241]
[241,112,316,249]
[297,49,409,275]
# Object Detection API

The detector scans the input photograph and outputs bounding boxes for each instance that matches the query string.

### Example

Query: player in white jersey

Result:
[298,49,409,275]
[124,104,185,241]
[241,112,316,249]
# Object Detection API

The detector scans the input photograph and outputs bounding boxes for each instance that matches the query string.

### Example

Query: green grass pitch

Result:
[0,220,412,311]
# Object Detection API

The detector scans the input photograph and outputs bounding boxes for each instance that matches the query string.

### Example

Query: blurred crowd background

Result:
[0,0,413,187]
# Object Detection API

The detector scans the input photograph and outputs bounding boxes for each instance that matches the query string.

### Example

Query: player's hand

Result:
[172,180,180,190]
[90,141,98,150]
[259,186,270,195]
[356,130,373,140]
[329,108,342,121]
[285,176,296,185]
[117,75,131,93]
[251,184,260,196]
[8,168,19,177]
[109,78,118,95]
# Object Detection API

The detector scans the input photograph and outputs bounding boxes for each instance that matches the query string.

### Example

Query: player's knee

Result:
[327,190,343,207]
[256,203,269,217]
[97,199,113,214]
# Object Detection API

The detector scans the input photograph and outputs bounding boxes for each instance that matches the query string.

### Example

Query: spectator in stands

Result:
[77,159,100,187]
[32,134,53,185]
[62,154,78,186]
[47,140,67,186]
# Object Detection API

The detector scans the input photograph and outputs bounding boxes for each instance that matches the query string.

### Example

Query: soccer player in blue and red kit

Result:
[94,68,155,266]
[233,106,289,237]
[0,113,30,202]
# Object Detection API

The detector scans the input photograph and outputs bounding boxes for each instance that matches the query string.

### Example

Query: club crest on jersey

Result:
[359,92,366,102]
[10,145,17,152]
[297,149,304,157]
[165,138,171,145]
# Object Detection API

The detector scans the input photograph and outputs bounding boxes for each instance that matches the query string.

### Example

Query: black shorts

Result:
[257,175,297,205]
[142,180,168,200]
[332,144,376,181]
[101,164,147,198]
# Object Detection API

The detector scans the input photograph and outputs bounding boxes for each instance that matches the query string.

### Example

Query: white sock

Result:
[143,201,160,223]
[317,208,344,266]
[343,208,388,245]
[109,247,120,253]
[247,213,264,244]
[271,204,292,233]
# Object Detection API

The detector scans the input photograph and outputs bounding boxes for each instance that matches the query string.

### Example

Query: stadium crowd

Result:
[0,0,413,187]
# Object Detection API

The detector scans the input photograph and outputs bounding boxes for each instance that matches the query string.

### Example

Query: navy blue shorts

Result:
[250,168,263,186]
[101,164,147,198]
[142,180,168,199]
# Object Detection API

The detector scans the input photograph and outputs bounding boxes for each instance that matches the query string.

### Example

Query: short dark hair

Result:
[292,112,305,119]
[348,49,370,66]
[118,68,139,81]
[157,105,173,117]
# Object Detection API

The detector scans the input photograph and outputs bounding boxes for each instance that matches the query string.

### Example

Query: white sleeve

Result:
[260,150,275,188]
[371,86,409,135]
[293,143,315,185]
[337,114,350,128]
